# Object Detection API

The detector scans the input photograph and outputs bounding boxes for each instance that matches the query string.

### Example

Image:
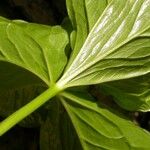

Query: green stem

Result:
[0,84,62,136]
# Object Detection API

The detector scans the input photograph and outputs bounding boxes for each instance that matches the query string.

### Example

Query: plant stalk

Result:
[0,84,62,136]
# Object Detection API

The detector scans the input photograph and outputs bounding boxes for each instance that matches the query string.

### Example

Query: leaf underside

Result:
[0,17,68,86]
[66,0,108,68]
[61,91,150,150]
[59,0,150,87]
[0,0,150,150]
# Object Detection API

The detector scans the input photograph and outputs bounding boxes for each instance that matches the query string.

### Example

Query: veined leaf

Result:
[58,0,150,87]
[66,0,108,67]
[99,74,150,111]
[0,16,69,128]
[0,16,68,86]
[61,91,150,150]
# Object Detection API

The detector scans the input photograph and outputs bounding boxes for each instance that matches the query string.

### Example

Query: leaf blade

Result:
[61,91,150,150]
[66,0,108,67]
[59,0,150,87]
[0,16,69,86]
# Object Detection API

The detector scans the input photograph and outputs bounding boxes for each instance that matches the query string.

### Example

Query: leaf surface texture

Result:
[61,91,150,150]
[59,0,150,87]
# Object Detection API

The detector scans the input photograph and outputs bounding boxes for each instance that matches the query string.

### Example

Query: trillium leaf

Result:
[58,0,150,87]
[60,91,150,150]
[0,16,69,86]
[99,74,150,111]
[66,0,108,67]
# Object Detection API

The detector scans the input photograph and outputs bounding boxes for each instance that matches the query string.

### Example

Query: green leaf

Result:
[58,0,150,87]
[99,74,150,111]
[0,16,68,86]
[0,16,69,128]
[66,0,108,67]
[60,91,150,150]
[0,15,69,133]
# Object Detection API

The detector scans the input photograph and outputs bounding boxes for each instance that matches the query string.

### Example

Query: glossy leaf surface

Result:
[59,0,150,87]
[66,0,108,67]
